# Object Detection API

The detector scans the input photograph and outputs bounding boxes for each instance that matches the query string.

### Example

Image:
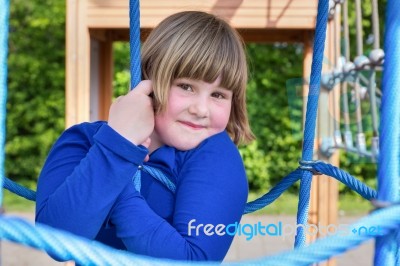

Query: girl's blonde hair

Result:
[141,11,255,145]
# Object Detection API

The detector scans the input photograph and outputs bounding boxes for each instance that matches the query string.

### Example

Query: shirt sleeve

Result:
[35,122,148,239]
[110,132,248,261]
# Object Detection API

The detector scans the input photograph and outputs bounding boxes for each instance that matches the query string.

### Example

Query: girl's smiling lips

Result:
[178,121,206,130]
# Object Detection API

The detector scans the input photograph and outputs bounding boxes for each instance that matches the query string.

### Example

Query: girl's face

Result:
[151,76,232,151]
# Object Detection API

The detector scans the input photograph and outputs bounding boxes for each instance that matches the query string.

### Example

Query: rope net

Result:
[1,0,399,265]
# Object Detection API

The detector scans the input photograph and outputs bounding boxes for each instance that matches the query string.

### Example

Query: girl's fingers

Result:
[129,80,153,96]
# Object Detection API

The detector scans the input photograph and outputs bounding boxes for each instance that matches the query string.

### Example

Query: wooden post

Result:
[89,30,113,121]
[66,0,91,128]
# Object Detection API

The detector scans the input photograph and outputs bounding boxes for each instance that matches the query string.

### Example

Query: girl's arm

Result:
[36,81,153,238]
[111,132,248,261]
[35,122,148,239]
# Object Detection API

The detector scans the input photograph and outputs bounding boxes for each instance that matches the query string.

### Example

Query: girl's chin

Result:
[170,138,203,151]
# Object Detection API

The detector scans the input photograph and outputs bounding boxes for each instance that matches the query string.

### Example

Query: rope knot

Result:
[298,160,323,175]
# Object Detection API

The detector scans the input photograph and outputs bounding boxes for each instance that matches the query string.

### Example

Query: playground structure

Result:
[66,0,322,124]
[0,0,399,265]
[66,3,339,263]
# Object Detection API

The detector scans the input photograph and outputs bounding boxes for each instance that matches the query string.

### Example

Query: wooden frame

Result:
[66,1,339,265]
[66,0,321,126]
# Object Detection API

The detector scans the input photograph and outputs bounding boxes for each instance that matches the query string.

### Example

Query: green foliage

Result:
[335,0,385,193]
[6,0,65,183]
[345,0,386,57]
[5,0,383,195]
[239,44,304,192]
[113,42,131,98]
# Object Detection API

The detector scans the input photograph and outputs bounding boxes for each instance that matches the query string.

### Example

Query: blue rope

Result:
[311,162,377,200]
[3,177,36,201]
[252,205,400,265]
[4,163,177,202]
[1,0,398,264]
[296,0,329,248]
[132,167,142,191]
[143,165,176,193]
[0,217,146,265]
[3,161,378,215]
[132,165,176,193]
[245,162,377,214]
[375,0,400,264]
[1,204,399,265]
[0,0,10,207]
[129,0,141,89]
[244,169,302,214]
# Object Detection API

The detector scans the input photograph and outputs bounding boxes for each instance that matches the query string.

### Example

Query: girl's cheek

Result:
[214,107,231,129]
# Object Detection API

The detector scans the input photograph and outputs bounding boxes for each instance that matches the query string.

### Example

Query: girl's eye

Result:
[212,92,225,99]
[177,83,193,91]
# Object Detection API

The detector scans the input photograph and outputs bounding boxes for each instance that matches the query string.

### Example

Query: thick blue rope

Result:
[295,0,329,248]
[0,0,10,207]
[375,0,400,264]
[0,217,149,265]
[1,204,399,265]
[1,0,398,264]
[129,0,141,89]
[251,205,400,265]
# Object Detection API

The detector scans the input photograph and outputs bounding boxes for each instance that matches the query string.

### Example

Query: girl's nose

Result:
[188,97,209,118]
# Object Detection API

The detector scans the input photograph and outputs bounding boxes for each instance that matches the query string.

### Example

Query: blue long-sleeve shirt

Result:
[35,121,248,261]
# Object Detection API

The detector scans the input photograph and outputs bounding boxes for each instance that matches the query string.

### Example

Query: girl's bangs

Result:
[172,34,244,93]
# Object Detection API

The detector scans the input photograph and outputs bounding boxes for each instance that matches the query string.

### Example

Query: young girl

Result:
[35,11,254,261]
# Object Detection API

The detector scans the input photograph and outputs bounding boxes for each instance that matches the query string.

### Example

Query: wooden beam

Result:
[86,0,318,29]
[89,28,308,43]
[238,29,308,43]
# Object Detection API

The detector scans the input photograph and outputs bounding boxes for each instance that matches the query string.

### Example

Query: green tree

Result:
[7,0,65,186]
[6,0,386,194]
[240,43,304,192]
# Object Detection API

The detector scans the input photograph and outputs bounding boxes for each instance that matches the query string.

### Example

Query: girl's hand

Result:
[108,80,155,146]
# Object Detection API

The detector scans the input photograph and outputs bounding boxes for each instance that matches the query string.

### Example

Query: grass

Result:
[2,188,371,216]
[247,192,300,215]
[337,193,372,216]
[2,189,35,212]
